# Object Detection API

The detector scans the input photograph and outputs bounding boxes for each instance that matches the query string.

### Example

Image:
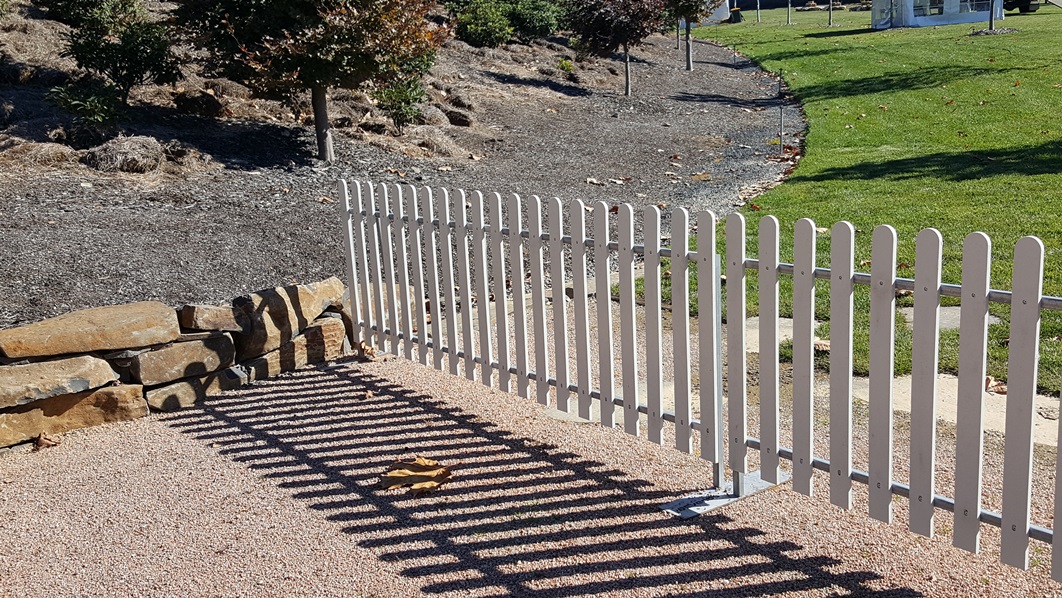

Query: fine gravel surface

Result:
[0,34,799,329]
[2,358,1059,596]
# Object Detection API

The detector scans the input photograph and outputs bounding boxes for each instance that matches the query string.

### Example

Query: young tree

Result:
[176,0,446,162]
[668,0,723,71]
[565,0,667,96]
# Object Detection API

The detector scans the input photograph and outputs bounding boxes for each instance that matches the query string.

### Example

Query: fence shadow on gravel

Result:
[163,363,921,597]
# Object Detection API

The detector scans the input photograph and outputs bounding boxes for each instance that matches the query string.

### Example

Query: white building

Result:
[872,0,1003,28]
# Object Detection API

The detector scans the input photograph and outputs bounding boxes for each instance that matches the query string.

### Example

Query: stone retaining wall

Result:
[0,277,353,448]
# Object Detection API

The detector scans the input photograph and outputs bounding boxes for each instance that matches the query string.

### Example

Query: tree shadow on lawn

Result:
[792,64,1024,102]
[163,363,922,597]
[794,138,1062,183]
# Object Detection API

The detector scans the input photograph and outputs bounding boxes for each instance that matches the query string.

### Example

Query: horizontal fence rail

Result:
[338,180,1061,580]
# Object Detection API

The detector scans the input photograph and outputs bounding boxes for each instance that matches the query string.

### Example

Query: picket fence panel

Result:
[338,180,1061,581]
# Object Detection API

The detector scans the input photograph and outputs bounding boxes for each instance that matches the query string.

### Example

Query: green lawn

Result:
[685,6,1062,392]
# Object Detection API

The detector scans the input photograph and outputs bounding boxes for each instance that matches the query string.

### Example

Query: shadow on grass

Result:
[163,363,923,597]
[793,65,1023,102]
[794,138,1062,183]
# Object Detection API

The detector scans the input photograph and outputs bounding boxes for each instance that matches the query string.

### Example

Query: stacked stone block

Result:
[0,277,352,448]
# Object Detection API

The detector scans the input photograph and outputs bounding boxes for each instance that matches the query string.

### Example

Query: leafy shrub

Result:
[46,83,120,147]
[371,77,426,134]
[455,0,513,48]
[0,0,11,17]
[38,0,143,30]
[47,83,119,126]
[62,19,181,105]
[557,57,574,73]
[507,0,560,41]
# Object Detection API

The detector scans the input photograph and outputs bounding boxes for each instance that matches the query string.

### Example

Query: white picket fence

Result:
[337,179,1062,580]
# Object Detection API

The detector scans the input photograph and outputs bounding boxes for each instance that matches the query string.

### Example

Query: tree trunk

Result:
[685,21,693,71]
[311,85,335,163]
[988,0,997,30]
[676,20,680,49]
[623,44,631,96]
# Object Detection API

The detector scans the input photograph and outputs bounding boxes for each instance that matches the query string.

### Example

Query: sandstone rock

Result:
[243,316,347,381]
[0,355,118,409]
[416,104,450,126]
[232,277,345,361]
[173,89,227,118]
[0,385,147,448]
[178,304,249,333]
[0,301,180,359]
[144,366,246,412]
[440,106,474,127]
[129,334,235,386]
[325,290,356,347]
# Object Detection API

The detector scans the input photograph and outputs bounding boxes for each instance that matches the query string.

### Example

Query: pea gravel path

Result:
[1,358,1059,596]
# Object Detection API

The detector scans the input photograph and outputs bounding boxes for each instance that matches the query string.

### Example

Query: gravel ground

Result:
[0,33,798,329]
[2,358,1059,596]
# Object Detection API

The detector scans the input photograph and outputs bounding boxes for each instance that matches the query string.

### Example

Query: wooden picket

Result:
[791,218,816,497]
[340,180,1062,583]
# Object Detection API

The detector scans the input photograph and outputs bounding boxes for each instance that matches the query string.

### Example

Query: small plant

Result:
[38,0,143,30]
[455,0,513,48]
[557,57,574,73]
[61,18,182,105]
[507,0,560,41]
[371,77,426,134]
[47,84,119,127]
[46,83,120,147]
[0,0,11,17]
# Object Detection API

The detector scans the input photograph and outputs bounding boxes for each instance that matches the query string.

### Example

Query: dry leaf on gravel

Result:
[355,341,377,362]
[380,456,453,496]
[33,433,62,451]
[985,375,1008,395]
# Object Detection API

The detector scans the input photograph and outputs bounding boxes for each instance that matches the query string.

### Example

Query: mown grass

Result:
[670,6,1062,392]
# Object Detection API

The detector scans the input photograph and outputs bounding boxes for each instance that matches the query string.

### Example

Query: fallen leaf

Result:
[897,262,911,269]
[1014,80,1021,87]
[670,154,682,160]
[609,205,620,213]
[690,172,713,182]
[607,178,625,185]
[33,433,61,451]
[318,196,335,204]
[878,105,888,111]
[355,341,377,362]
[985,375,1008,395]
[813,338,831,352]
[815,227,828,234]
[586,177,605,186]
[750,203,762,211]
[664,171,679,177]
[895,289,913,297]
[380,456,453,496]
[662,270,672,278]
[845,124,854,129]
[860,260,872,266]
[437,165,454,171]
[469,153,483,161]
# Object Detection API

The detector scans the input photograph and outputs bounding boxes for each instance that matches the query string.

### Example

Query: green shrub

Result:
[557,57,574,73]
[0,0,11,17]
[61,19,181,105]
[38,0,143,30]
[507,0,560,41]
[371,77,426,134]
[47,82,120,147]
[456,0,512,48]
